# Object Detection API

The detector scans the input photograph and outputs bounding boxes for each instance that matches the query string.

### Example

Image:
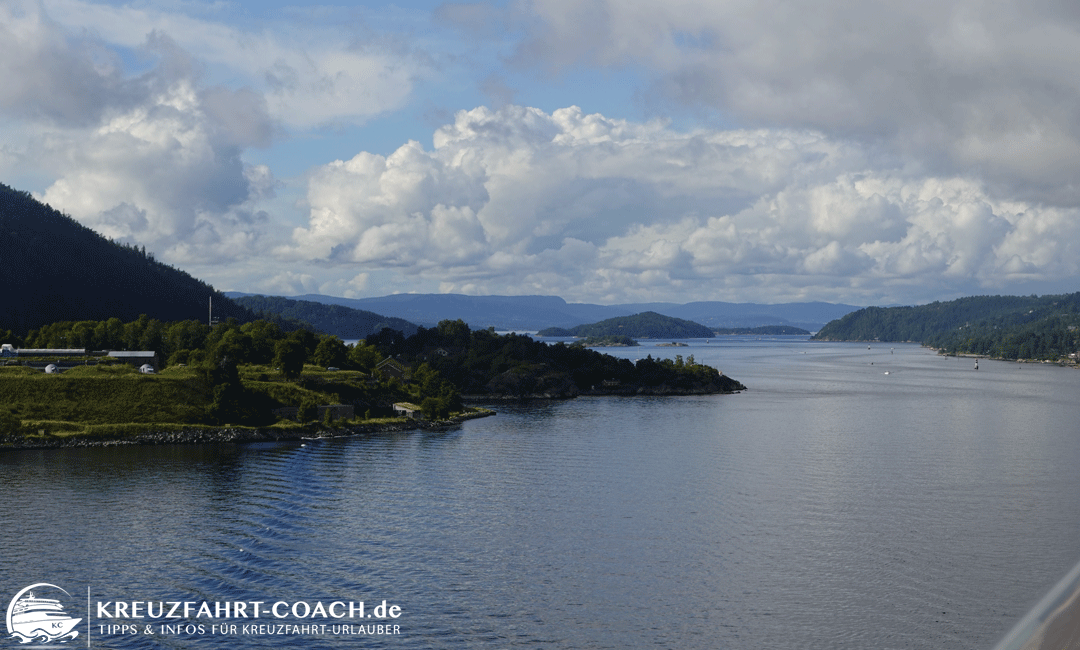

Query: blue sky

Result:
[3,0,1080,306]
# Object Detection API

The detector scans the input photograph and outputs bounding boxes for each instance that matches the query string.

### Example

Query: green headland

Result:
[0,315,744,449]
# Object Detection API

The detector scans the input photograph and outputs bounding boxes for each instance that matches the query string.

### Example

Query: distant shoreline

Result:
[812,339,1080,367]
[934,349,1079,366]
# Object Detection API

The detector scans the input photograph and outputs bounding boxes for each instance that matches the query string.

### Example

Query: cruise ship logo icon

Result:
[5,584,81,644]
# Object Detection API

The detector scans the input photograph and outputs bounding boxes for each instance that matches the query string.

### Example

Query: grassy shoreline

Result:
[0,361,496,449]
[0,408,495,450]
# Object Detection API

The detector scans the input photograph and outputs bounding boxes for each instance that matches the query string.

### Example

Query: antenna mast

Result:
[209,294,221,328]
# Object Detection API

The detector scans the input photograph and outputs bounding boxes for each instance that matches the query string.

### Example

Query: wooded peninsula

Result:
[813,293,1080,363]
[0,316,744,448]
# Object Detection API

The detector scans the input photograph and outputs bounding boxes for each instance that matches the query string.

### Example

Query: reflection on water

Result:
[3,339,1080,649]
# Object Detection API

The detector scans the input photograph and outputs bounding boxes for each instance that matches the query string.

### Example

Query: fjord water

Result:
[3,339,1080,649]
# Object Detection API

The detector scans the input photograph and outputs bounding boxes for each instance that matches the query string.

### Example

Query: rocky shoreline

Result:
[469,387,745,400]
[2,381,748,449]
[0,409,496,450]
[465,380,746,400]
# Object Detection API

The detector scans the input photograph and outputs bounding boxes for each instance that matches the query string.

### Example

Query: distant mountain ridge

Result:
[225,292,861,332]
[1,182,250,334]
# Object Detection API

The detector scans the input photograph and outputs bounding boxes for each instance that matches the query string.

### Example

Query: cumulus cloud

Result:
[0,0,317,268]
[0,0,439,271]
[7,0,1079,306]
[0,1,130,126]
[33,59,277,264]
[40,0,421,128]
[286,140,490,267]
[256,270,321,297]
[505,0,1080,207]
[288,105,1080,304]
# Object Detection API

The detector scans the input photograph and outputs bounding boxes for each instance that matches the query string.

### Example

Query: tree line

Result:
[367,319,743,397]
[3,314,744,425]
[813,293,1080,360]
[5,315,387,375]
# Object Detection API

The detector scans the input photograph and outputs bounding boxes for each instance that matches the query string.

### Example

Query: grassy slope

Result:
[0,363,479,445]
[1,364,349,438]
[1,365,211,426]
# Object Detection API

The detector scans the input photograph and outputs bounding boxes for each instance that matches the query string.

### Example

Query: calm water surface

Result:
[3,338,1080,649]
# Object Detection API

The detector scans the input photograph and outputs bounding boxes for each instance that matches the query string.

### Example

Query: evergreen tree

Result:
[274,335,308,380]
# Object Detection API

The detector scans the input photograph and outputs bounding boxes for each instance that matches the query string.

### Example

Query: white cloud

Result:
[0,0,422,270]
[286,140,490,267]
[36,76,275,264]
[507,0,1080,207]
[257,270,320,296]
[0,1,129,127]
[6,0,1079,306]
[287,104,1080,304]
[319,272,371,299]
[40,0,421,128]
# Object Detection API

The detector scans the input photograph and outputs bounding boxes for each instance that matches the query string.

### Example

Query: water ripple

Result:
[4,343,1080,649]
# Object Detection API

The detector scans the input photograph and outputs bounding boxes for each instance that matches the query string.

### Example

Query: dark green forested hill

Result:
[813,293,1080,360]
[537,311,714,339]
[0,182,251,335]
[367,320,744,397]
[234,295,419,339]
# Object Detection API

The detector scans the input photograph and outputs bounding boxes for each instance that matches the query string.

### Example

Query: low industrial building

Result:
[108,351,159,368]
[1,346,159,372]
[3,347,87,357]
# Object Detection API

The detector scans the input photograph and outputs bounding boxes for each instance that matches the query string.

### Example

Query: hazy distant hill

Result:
[0,182,250,334]
[287,293,619,331]
[233,295,419,339]
[227,292,861,331]
[538,312,715,339]
[641,301,860,331]
[714,326,811,335]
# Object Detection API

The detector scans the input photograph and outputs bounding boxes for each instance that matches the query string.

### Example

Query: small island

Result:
[575,335,638,347]
[538,311,714,339]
